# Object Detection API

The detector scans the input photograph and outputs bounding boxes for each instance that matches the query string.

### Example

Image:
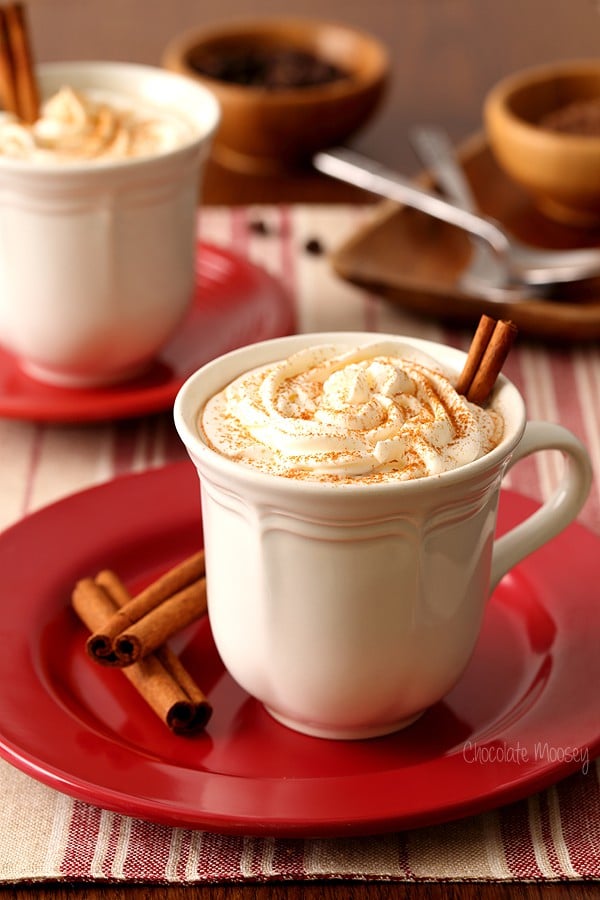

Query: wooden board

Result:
[331,133,600,342]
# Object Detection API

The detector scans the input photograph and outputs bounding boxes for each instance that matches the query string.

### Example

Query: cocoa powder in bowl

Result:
[539,97,600,136]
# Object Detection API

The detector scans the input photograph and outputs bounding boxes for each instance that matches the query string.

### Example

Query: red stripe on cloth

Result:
[522,348,565,500]
[573,350,600,531]
[498,798,545,878]
[502,343,526,395]
[269,838,307,878]
[191,831,246,879]
[550,350,589,442]
[395,833,411,878]
[277,205,299,312]
[161,412,190,466]
[550,349,599,532]
[59,801,103,877]
[501,348,540,501]
[111,418,182,476]
[111,420,145,476]
[20,424,43,515]
[121,819,178,880]
[231,206,250,256]
[555,769,600,877]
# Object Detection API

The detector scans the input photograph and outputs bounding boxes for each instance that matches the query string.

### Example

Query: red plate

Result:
[0,243,294,423]
[0,461,598,837]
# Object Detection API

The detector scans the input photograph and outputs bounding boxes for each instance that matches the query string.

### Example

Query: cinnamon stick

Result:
[466,319,518,404]
[456,315,517,405]
[455,314,496,396]
[4,3,38,123]
[72,574,212,734]
[113,579,208,665]
[87,550,205,664]
[0,8,17,115]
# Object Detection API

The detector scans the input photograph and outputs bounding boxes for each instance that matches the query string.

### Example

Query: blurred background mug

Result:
[0,61,220,387]
[175,332,592,740]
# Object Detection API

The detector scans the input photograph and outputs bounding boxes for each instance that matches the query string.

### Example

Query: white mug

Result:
[174,332,592,739]
[0,62,220,387]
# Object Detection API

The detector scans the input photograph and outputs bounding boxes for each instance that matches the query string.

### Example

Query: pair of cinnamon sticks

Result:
[0,2,38,122]
[71,551,211,735]
[456,315,517,404]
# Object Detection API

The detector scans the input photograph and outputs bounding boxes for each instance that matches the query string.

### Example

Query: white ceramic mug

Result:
[174,332,592,740]
[0,62,220,386]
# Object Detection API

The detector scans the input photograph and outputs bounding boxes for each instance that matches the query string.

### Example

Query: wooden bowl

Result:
[162,18,389,174]
[484,60,600,227]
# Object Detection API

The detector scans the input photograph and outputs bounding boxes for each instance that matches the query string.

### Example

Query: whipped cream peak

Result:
[41,85,88,131]
[0,84,194,163]
[201,342,504,483]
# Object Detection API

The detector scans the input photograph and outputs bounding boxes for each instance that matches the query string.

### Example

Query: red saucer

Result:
[0,462,598,836]
[0,243,294,422]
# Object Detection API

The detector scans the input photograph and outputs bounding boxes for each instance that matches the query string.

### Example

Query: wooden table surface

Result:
[3,877,600,899]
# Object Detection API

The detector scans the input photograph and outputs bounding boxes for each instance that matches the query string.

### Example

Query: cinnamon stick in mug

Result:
[467,319,518,405]
[87,550,205,663]
[0,8,18,115]
[72,574,212,734]
[456,315,517,405]
[4,3,38,123]
[454,314,496,397]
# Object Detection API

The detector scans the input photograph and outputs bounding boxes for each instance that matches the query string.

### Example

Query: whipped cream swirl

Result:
[0,85,193,162]
[201,342,504,483]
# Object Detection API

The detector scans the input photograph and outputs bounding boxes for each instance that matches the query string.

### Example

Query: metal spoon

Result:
[313,146,600,289]
[409,125,522,299]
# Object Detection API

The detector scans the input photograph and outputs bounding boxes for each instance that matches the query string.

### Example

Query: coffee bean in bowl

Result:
[162,17,389,173]
[189,45,349,90]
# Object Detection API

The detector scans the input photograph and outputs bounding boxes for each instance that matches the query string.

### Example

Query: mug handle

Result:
[490,421,593,591]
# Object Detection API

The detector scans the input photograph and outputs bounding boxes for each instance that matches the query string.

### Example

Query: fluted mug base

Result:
[265,706,424,741]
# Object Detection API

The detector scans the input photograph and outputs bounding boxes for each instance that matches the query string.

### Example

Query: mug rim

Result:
[173,331,527,495]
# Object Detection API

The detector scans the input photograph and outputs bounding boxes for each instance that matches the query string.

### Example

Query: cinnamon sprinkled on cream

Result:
[0,85,193,162]
[200,342,504,483]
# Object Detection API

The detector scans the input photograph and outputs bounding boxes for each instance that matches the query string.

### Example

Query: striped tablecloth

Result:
[0,205,598,884]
